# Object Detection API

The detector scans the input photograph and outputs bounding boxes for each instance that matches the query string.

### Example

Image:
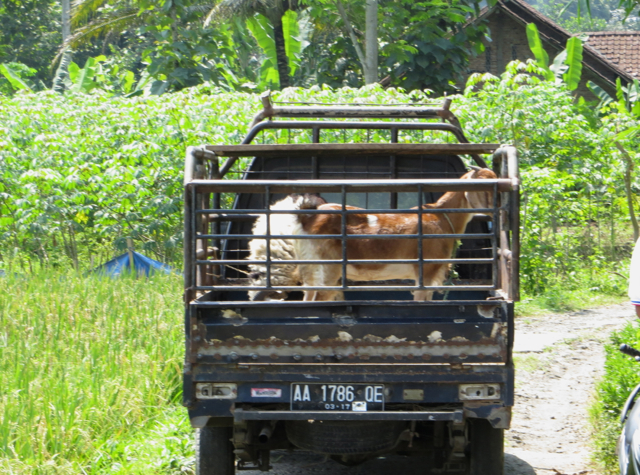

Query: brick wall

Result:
[461,11,600,100]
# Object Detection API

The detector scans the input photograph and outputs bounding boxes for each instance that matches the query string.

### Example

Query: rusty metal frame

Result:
[195,95,495,177]
[184,153,519,304]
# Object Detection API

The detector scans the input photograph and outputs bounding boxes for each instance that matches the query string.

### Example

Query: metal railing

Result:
[185,178,510,299]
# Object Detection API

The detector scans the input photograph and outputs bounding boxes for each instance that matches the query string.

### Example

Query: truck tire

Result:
[468,419,504,475]
[195,427,235,475]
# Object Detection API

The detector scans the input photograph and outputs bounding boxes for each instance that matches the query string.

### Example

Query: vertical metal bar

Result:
[511,185,521,301]
[390,127,398,210]
[312,127,320,144]
[183,184,194,300]
[265,185,272,289]
[191,185,197,291]
[417,184,424,288]
[492,183,499,291]
[312,156,319,179]
[390,155,398,209]
[210,158,221,284]
[341,185,348,291]
[507,146,521,301]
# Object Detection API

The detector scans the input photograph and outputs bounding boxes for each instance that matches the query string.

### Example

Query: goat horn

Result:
[468,165,481,171]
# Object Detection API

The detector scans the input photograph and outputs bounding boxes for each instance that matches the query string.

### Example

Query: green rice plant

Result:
[0,271,192,474]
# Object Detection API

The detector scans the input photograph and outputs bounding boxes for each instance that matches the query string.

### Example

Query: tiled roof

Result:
[584,32,640,79]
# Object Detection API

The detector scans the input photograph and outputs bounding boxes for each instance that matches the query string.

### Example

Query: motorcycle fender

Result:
[621,384,640,423]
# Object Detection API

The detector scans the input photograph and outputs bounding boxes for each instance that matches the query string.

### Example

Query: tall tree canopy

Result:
[1,0,492,94]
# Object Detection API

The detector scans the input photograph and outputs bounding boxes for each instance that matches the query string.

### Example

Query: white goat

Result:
[247,195,302,301]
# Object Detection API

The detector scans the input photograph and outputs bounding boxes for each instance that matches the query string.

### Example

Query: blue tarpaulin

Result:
[93,251,173,277]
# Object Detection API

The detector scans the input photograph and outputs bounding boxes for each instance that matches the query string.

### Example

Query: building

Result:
[465,0,637,98]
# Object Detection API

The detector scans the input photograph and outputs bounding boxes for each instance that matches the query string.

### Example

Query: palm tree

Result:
[205,0,302,89]
[57,0,303,90]
[54,0,151,66]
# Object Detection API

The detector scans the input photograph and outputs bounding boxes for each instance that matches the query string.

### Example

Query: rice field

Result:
[0,271,193,474]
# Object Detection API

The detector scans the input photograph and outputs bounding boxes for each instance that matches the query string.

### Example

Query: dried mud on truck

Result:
[182,96,520,475]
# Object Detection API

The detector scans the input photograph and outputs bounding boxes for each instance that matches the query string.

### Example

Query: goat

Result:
[292,168,497,301]
[247,195,303,301]
[247,194,345,301]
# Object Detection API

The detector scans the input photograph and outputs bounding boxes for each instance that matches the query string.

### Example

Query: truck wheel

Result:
[468,419,504,475]
[195,427,235,475]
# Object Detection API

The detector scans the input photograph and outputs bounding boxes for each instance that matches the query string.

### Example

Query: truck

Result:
[182,94,520,475]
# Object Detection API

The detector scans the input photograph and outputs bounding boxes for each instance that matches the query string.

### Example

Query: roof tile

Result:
[585,31,640,78]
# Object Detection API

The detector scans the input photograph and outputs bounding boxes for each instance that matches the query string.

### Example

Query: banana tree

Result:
[0,63,33,93]
[206,0,305,89]
[526,23,583,91]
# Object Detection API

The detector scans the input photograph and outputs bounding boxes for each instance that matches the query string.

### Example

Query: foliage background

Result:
[2,60,638,299]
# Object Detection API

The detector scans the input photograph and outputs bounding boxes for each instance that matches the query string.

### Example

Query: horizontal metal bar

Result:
[207,142,498,158]
[261,106,450,119]
[196,207,497,215]
[195,285,496,292]
[201,258,495,265]
[191,299,506,307]
[188,178,516,193]
[233,409,464,422]
[198,233,494,240]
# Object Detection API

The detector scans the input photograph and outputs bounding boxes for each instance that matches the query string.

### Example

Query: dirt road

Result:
[505,303,635,475]
[240,303,635,475]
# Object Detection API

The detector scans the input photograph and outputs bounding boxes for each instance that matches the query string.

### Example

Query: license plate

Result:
[290,383,384,411]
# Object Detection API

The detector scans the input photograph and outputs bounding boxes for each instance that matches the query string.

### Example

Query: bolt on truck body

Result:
[182,95,519,474]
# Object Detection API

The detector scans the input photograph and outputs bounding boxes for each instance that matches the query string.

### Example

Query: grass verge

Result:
[590,322,640,474]
[516,266,628,317]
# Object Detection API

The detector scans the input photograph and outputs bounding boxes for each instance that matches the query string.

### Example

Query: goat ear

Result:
[465,190,490,210]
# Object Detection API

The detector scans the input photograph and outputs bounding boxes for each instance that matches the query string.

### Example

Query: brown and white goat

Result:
[292,168,497,301]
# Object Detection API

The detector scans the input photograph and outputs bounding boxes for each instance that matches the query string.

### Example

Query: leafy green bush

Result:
[592,322,640,474]
[453,61,637,299]
[1,61,639,301]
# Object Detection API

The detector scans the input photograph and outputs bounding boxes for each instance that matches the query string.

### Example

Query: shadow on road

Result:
[504,453,537,475]
[239,450,537,474]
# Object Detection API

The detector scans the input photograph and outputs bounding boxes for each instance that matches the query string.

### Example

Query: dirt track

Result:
[239,303,635,475]
[505,303,635,475]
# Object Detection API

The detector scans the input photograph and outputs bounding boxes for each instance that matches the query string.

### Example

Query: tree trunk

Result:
[364,0,378,84]
[272,16,290,89]
[61,0,71,41]
[336,0,378,85]
[54,0,72,93]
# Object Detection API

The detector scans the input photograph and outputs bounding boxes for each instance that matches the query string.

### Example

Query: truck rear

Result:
[182,96,519,474]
